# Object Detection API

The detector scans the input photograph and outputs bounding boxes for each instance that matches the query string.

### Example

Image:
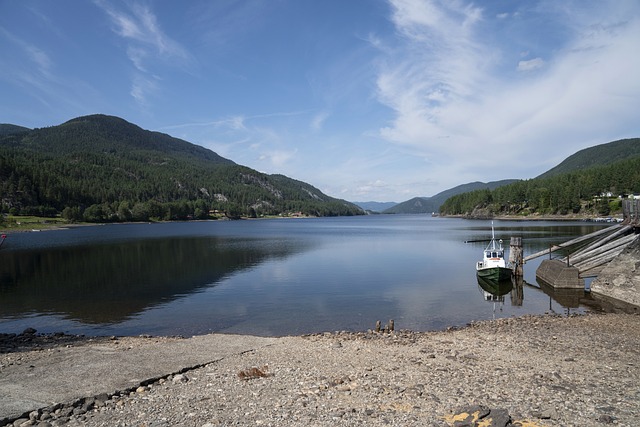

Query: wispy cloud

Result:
[517,57,545,71]
[159,110,313,171]
[0,26,53,79]
[311,111,330,131]
[0,25,64,113]
[130,75,159,106]
[160,116,247,131]
[97,1,189,59]
[0,15,106,122]
[259,149,298,168]
[161,111,308,132]
[95,0,192,105]
[374,0,640,183]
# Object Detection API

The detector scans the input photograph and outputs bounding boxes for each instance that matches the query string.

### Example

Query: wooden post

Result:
[375,320,381,333]
[509,236,523,277]
[388,319,394,332]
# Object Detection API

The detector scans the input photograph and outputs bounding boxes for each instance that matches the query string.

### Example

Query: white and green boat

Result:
[475,223,512,281]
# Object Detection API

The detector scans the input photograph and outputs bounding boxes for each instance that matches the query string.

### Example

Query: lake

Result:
[0,215,612,337]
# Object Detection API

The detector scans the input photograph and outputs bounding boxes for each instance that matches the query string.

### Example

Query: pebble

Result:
[1,313,639,426]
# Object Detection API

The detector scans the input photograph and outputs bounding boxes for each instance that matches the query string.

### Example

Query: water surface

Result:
[0,216,611,336]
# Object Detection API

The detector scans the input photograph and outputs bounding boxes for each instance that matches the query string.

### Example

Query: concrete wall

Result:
[536,259,585,289]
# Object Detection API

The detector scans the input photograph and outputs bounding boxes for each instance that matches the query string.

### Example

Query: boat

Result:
[476,223,512,281]
[477,275,513,300]
[476,275,513,319]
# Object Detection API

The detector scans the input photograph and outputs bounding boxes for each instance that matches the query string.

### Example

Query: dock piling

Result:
[509,236,523,277]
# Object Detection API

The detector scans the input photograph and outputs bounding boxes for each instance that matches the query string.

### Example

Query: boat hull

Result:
[477,275,513,297]
[476,266,512,281]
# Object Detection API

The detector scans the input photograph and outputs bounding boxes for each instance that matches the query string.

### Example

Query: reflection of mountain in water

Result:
[0,237,305,324]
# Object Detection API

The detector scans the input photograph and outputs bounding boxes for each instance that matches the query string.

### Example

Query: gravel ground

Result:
[3,312,639,427]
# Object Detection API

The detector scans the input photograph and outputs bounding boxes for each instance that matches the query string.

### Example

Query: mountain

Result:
[537,138,640,179]
[0,114,363,221]
[383,180,518,214]
[382,197,433,214]
[440,137,640,217]
[0,124,31,136]
[353,201,397,212]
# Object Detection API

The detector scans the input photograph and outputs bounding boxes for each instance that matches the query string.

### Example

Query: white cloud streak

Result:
[311,111,330,131]
[0,26,53,79]
[95,0,192,105]
[375,0,640,184]
[159,111,313,172]
[517,57,545,72]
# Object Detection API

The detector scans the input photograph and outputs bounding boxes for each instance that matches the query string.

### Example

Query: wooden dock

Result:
[527,200,640,281]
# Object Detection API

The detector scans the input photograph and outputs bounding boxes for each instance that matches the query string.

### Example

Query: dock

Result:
[527,200,640,309]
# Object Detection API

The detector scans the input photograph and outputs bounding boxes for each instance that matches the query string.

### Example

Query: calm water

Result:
[0,216,611,337]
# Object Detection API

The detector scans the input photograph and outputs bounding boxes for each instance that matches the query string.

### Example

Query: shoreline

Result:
[2,217,637,425]
[0,212,622,234]
[2,312,639,426]
[439,213,624,222]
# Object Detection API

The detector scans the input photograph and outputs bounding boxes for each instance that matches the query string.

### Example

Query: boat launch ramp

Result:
[525,200,640,309]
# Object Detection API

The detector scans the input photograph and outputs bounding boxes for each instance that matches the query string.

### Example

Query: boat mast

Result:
[491,221,496,250]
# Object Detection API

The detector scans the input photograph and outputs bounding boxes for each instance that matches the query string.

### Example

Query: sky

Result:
[1,1,639,203]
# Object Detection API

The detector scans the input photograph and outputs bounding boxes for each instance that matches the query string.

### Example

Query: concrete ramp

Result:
[591,237,640,308]
[0,334,277,422]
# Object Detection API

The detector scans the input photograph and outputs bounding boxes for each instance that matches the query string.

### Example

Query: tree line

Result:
[439,156,640,216]
[0,115,363,222]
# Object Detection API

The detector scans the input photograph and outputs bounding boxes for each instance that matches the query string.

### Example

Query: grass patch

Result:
[0,215,71,232]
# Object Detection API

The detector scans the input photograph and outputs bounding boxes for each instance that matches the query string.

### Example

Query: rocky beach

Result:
[1,312,639,427]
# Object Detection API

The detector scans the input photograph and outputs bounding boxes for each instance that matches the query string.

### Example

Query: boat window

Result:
[485,251,491,257]
[492,252,497,258]
[498,251,503,258]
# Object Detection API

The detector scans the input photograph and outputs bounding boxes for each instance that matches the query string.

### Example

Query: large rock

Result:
[591,236,640,308]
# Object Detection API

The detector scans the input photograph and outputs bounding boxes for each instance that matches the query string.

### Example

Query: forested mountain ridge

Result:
[14,115,234,164]
[383,180,518,214]
[537,138,640,179]
[0,114,363,221]
[440,138,640,217]
[354,201,398,213]
[0,124,31,136]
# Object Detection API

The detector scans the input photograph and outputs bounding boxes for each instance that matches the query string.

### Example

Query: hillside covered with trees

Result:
[440,138,640,217]
[0,115,363,222]
[383,180,518,214]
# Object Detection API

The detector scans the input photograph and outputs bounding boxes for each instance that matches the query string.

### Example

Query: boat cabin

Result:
[485,250,504,259]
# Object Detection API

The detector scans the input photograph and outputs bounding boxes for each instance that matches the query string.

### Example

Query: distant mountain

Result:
[537,138,640,179]
[382,197,433,214]
[354,201,397,212]
[0,114,363,221]
[440,137,640,217]
[383,180,518,214]
[0,124,31,136]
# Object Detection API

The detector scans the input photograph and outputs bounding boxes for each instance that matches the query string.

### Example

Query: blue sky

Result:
[1,0,639,203]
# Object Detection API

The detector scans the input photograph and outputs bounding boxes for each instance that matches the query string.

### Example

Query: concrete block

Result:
[536,259,585,289]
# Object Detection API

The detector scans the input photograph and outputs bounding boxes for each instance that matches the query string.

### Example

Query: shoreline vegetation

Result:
[0,212,623,234]
[441,212,624,221]
[0,212,321,233]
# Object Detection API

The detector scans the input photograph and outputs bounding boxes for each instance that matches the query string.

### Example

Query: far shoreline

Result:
[1,211,623,235]
[0,213,325,234]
